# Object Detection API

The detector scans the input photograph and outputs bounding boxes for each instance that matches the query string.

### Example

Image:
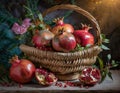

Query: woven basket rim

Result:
[20,44,101,56]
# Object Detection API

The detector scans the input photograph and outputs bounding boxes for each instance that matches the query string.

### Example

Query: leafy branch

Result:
[97,34,119,83]
[0,5,18,27]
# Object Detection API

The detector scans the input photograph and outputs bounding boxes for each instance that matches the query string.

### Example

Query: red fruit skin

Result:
[59,32,76,51]
[52,37,64,52]
[32,34,44,48]
[32,30,54,49]
[52,32,76,52]
[52,24,74,35]
[10,59,36,84]
[79,67,101,85]
[73,30,94,47]
[51,18,74,35]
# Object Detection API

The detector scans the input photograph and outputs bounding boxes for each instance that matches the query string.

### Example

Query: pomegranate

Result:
[73,24,94,47]
[32,29,54,49]
[35,68,57,85]
[9,55,36,84]
[79,67,101,85]
[51,17,74,35]
[52,31,76,52]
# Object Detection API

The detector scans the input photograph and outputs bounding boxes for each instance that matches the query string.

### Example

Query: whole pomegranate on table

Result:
[9,55,36,84]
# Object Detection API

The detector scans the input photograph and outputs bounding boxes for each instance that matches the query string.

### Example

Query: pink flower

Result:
[12,18,31,35]
[12,23,27,35]
[22,18,31,28]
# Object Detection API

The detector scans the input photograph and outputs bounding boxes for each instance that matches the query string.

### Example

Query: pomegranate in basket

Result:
[51,17,74,35]
[79,67,101,85]
[73,24,94,47]
[32,29,54,50]
[35,68,57,86]
[52,31,76,52]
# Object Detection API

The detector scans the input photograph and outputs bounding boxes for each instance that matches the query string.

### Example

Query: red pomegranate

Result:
[32,29,54,50]
[35,68,57,85]
[51,17,74,35]
[52,31,76,52]
[79,67,101,85]
[73,24,94,47]
[10,55,36,84]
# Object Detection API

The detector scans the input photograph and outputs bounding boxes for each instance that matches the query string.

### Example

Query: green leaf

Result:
[108,71,113,80]
[107,54,111,60]
[38,13,43,22]
[103,39,109,43]
[97,57,104,70]
[64,11,73,19]
[100,34,106,41]
[111,60,119,67]
[85,44,91,49]
[101,44,110,50]
[100,70,107,83]
[39,24,45,30]
[70,0,76,4]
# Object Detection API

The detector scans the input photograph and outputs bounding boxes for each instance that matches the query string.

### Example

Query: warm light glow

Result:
[91,0,119,7]
[105,0,118,6]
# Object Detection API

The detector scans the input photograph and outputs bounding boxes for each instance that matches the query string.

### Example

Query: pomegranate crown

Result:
[53,17,64,25]
[81,23,92,31]
[9,55,20,64]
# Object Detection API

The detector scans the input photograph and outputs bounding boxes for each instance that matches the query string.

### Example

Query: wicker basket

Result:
[19,4,102,80]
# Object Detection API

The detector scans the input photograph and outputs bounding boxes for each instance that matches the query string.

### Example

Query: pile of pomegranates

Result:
[32,17,95,52]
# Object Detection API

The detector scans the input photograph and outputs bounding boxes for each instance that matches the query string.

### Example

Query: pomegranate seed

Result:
[19,84,23,88]
[63,84,67,88]
[55,82,58,86]
[45,75,53,83]
[79,84,83,88]
[6,83,10,87]
[58,82,62,87]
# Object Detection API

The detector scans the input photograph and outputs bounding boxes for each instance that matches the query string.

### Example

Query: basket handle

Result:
[42,4,102,45]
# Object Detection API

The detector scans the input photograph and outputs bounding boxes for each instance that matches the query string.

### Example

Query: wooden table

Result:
[0,70,120,93]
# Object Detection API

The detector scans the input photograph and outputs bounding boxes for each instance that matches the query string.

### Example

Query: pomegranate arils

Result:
[35,68,57,85]
[63,84,67,88]
[79,67,101,85]
[19,84,23,88]
[91,69,101,79]
[86,67,92,73]
[36,68,47,75]
[45,75,53,83]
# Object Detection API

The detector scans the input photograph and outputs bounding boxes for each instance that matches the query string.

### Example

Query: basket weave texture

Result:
[20,4,102,80]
